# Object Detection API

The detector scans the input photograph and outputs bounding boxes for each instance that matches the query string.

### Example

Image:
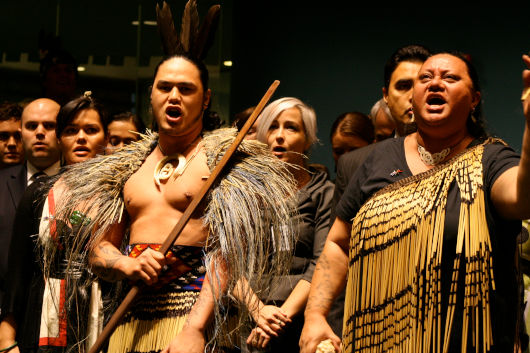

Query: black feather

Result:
[156,0,220,60]
[156,1,181,55]
[180,0,199,53]
[192,5,221,61]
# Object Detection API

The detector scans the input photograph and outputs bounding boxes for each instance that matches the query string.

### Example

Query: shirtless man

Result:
[83,54,295,353]
[88,54,215,353]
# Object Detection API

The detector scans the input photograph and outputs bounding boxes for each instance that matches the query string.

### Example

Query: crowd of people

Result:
[1,2,530,353]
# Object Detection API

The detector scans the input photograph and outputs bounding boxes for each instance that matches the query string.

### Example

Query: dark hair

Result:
[152,54,221,131]
[56,94,109,138]
[110,111,146,134]
[330,111,374,144]
[384,44,431,90]
[435,51,488,139]
[232,106,256,131]
[0,101,23,122]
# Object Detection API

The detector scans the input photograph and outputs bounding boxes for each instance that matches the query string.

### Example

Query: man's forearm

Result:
[89,241,127,282]
[185,275,216,332]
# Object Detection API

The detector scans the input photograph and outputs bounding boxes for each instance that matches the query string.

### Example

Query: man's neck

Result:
[158,129,203,156]
[26,159,60,178]
[395,121,417,137]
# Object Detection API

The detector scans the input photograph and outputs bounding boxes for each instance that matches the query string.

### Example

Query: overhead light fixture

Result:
[131,20,158,26]
[77,66,86,72]
[223,61,233,67]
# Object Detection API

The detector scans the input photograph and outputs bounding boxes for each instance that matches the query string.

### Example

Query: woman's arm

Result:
[233,278,290,336]
[0,315,18,353]
[491,54,530,220]
[299,218,351,353]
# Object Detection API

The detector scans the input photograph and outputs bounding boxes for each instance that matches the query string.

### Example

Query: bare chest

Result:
[123,150,211,217]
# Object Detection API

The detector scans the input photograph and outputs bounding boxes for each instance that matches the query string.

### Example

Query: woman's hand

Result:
[251,304,290,337]
[246,304,291,348]
[161,326,205,353]
[247,326,271,349]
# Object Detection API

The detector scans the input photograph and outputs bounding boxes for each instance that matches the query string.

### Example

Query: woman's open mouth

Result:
[272,146,287,157]
[426,95,446,110]
[73,146,91,156]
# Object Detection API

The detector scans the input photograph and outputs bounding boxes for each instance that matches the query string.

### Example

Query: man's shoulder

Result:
[0,163,25,175]
[337,144,378,172]
[0,164,26,181]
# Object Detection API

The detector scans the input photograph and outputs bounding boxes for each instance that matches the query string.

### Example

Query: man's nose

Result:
[169,87,180,102]
[7,135,17,147]
[35,124,46,137]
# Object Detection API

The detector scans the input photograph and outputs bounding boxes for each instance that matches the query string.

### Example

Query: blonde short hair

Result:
[256,97,318,152]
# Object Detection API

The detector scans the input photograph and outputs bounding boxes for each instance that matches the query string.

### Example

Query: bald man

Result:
[0,98,61,306]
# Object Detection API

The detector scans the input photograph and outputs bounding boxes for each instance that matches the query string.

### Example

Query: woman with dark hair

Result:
[301,52,530,353]
[105,111,146,154]
[56,92,109,163]
[330,111,374,164]
[0,92,108,353]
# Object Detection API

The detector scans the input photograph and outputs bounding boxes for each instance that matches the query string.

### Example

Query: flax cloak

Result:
[40,127,298,350]
[341,138,520,353]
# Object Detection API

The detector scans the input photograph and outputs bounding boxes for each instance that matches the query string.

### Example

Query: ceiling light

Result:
[223,61,233,67]
[131,20,157,26]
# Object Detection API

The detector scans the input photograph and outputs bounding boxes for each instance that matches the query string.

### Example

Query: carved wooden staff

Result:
[88,80,280,353]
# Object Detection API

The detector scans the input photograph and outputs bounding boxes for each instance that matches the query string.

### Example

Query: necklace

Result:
[417,144,451,166]
[154,136,202,187]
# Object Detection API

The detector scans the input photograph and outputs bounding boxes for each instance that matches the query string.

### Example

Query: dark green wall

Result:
[1,1,529,179]
[230,3,530,178]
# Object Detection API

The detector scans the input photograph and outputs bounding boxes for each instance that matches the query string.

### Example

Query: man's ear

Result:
[203,89,211,108]
[382,87,388,104]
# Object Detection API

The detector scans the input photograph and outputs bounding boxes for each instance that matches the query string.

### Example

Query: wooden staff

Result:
[88,80,280,353]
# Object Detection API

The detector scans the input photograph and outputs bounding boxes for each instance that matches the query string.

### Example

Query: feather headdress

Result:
[156,0,221,60]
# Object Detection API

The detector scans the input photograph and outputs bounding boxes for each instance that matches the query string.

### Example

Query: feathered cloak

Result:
[42,127,298,348]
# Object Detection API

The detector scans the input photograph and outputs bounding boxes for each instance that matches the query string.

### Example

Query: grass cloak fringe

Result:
[40,127,298,350]
[201,128,298,346]
[39,130,157,351]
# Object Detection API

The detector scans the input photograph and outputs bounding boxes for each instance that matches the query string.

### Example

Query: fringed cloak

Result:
[343,139,507,353]
[42,127,298,349]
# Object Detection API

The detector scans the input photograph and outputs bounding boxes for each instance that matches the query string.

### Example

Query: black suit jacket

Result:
[330,143,377,221]
[0,164,27,305]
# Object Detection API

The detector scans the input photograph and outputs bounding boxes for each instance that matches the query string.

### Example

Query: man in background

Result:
[326,44,431,339]
[0,98,61,306]
[0,102,23,169]
[332,44,431,216]
[369,98,395,142]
